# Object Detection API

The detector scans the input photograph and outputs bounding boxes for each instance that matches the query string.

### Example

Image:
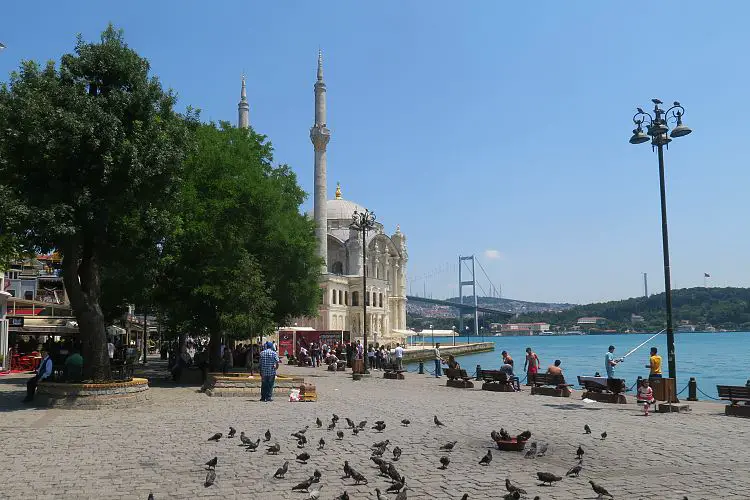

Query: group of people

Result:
[292,340,406,371]
[22,343,84,403]
[605,344,663,415]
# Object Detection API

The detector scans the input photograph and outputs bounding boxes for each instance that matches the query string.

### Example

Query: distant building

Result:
[493,322,550,334]
[630,314,644,323]
[577,317,607,326]
[3,254,66,305]
[677,324,696,332]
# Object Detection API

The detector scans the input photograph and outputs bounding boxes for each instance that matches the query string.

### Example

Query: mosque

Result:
[237,52,409,345]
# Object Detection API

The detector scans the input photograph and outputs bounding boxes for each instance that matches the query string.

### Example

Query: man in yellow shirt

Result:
[646,347,662,379]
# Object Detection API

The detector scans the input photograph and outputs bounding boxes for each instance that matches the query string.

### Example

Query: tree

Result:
[0,25,194,380]
[156,122,321,370]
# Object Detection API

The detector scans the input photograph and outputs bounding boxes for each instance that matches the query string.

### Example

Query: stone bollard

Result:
[476,364,482,381]
[636,375,642,391]
[418,361,424,375]
[687,377,698,401]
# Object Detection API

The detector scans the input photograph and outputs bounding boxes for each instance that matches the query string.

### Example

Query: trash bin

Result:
[351,359,364,374]
[650,377,677,402]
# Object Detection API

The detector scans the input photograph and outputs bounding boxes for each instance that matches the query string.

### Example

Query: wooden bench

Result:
[578,376,627,404]
[478,369,515,392]
[444,367,473,388]
[530,373,572,397]
[717,385,750,417]
[383,362,405,380]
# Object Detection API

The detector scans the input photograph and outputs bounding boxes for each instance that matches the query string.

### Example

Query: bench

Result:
[717,385,750,417]
[530,373,572,397]
[383,362,405,380]
[578,376,627,404]
[478,369,515,392]
[444,367,473,388]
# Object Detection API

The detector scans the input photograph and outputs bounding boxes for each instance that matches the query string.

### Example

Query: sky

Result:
[2,2,749,304]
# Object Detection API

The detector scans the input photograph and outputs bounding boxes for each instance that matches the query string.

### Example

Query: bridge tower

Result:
[458,255,479,340]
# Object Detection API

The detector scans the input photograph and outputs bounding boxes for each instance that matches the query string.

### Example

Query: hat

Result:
[265,341,274,349]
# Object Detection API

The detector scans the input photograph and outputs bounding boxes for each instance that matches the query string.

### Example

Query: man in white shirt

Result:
[23,349,53,403]
[107,338,115,360]
[433,343,444,378]
[394,343,405,371]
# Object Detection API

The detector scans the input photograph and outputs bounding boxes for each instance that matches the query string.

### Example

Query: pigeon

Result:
[273,461,289,479]
[393,446,402,461]
[318,438,325,450]
[502,493,520,500]
[228,427,236,438]
[204,469,216,487]
[292,477,315,492]
[371,456,386,467]
[600,431,607,440]
[566,463,583,477]
[296,452,311,463]
[332,413,340,423]
[342,460,352,479]
[297,437,308,448]
[372,422,386,432]
[266,443,281,454]
[500,428,511,441]
[401,419,410,427]
[505,478,527,495]
[536,442,549,457]
[205,456,218,469]
[375,420,385,425]
[537,471,562,485]
[371,446,385,457]
[395,489,408,500]
[378,461,391,477]
[307,485,323,500]
[316,417,322,428]
[352,428,361,436]
[440,441,457,451]
[375,488,387,500]
[584,424,591,434]
[358,420,368,429]
[245,438,261,452]
[350,469,368,484]
[264,429,271,442]
[386,478,406,493]
[387,463,401,483]
[589,480,613,499]
[148,494,154,500]
[460,495,468,500]
[479,449,492,466]
[337,430,344,440]
[517,430,532,441]
[576,445,585,460]
[328,421,337,431]
[346,417,356,428]
[207,433,222,442]
[372,439,390,449]
[334,492,350,500]
[439,456,450,469]
[524,442,538,458]
[298,425,310,435]
[240,432,252,445]
[314,469,322,480]
[434,415,445,427]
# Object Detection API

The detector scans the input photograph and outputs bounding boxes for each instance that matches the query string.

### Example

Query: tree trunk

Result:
[62,241,111,381]
[209,330,222,372]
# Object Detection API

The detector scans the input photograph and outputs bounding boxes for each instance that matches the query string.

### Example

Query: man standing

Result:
[394,343,404,371]
[433,342,443,378]
[23,349,53,403]
[605,345,623,378]
[523,347,540,385]
[646,347,662,380]
[259,341,280,402]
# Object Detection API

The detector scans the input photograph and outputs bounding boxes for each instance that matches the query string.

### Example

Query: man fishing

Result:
[605,345,623,378]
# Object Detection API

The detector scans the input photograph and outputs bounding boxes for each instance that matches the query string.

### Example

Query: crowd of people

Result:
[290,339,407,372]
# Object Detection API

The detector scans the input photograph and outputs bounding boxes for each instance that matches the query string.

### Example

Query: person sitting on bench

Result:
[546,359,572,396]
[23,349,53,403]
[499,362,520,391]
[446,355,460,370]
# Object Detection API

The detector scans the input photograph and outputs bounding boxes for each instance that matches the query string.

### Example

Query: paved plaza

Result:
[0,363,748,500]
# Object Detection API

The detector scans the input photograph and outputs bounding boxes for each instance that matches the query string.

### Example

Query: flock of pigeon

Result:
[145,415,691,499]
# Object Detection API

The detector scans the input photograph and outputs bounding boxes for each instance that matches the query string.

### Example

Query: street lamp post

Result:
[451,326,456,346]
[430,324,434,347]
[629,99,692,382]
[465,326,469,345]
[350,208,376,373]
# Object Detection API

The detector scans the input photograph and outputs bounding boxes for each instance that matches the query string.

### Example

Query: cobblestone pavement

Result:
[0,363,748,500]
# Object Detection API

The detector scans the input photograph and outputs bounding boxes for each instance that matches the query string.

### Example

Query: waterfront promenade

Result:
[0,363,748,499]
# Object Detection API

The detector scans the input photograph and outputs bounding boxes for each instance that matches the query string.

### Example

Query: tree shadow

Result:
[0,375,45,413]
[542,403,604,411]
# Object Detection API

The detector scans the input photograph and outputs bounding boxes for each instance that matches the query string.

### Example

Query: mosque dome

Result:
[326,182,365,221]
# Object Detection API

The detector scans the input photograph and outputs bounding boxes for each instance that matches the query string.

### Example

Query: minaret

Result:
[310,50,330,273]
[238,74,249,129]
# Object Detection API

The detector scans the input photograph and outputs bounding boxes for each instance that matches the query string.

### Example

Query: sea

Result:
[406,332,750,399]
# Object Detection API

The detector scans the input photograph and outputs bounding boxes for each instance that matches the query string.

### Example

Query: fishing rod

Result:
[620,329,665,360]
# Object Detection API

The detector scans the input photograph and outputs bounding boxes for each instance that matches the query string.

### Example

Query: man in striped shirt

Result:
[259,341,280,402]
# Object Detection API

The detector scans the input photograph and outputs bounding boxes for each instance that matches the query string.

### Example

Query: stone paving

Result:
[0,362,748,500]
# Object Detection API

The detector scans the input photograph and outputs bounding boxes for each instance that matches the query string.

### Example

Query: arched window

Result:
[344,291,349,305]
[332,261,343,275]
[352,292,359,306]
[338,290,343,305]
[379,293,383,308]
[372,291,377,307]
[332,289,337,304]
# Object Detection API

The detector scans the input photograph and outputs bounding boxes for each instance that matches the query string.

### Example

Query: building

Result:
[630,314,644,323]
[491,322,550,334]
[576,317,607,327]
[238,52,408,345]
[3,254,66,304]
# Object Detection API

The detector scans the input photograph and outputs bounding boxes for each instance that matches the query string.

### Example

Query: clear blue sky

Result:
[2,2,749,304]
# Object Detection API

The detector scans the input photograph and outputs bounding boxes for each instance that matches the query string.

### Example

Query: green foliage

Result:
[0,25,194,379]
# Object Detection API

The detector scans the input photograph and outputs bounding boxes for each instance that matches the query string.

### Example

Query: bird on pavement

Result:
[292,477,315,492]
[440,441,457,451]
[372,439,390,449]
[524,442,538,458]
[228,427,236,438]
[536,442,549,457]
[378,462,391,478]
[371,456,386,467]
[577,445,585,460]
[316,417,322,428]
[337,430,344,440]
[342,460,352,479]
[566,463,583,477]
[307,485,323,500]
[387,463,401,483]
[439,456,450,469]
[393,446,402,461]
[499,428,512,441]
[297,435,308,448]
[318,438,325,450]
[333,492,350,500]
[204,469,216,487]
[266,443,281,454]
[502,492,520,500]
[273,461,289,479]
[537,471,563,485]
[296,452,311,463]
[460,495,468,500]
[375,488,387,500]
[245,439,260,452]
[358,420,368,429]
[148,494,154,500]
[328,421,337,431]
[395,489,408,500]
[589,480,614,499]
[584,424,591,434]
[372,422,386,432]
[517,430,532,441]
[313,469,322,480]
[371,446,385,457]
[600,431,607,440]
[505,478,527,495]
[346,417,356,428]
[297,425,310,435]
[332,413,340,423]
[264,429,271,442]
[479,449,492,466]
[205,457,218,469]
[434,415,445,427]
[240,432,252,445]
[375,420,385,425]
[386,478,405,493]
[207,433,222,442]
[350,469,368,484]
[401,419,410,427]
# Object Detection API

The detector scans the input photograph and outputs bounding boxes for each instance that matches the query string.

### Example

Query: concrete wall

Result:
[402,342,494,363]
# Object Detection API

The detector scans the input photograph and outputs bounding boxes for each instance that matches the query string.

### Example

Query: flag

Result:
[704,273,710,278]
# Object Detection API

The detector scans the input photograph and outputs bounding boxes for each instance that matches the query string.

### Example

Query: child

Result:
[637,379,655,416]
